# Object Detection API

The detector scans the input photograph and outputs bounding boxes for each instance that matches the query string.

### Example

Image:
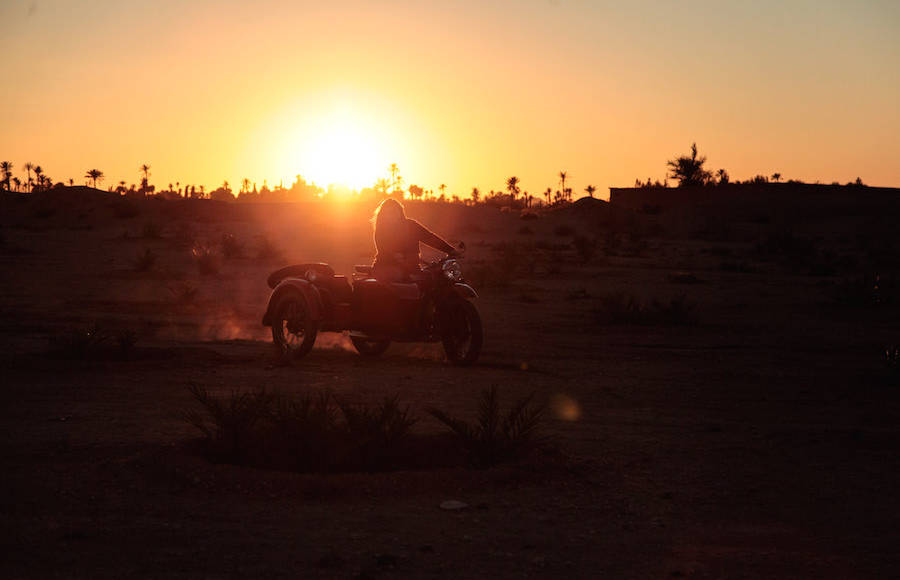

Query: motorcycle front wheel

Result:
[271,293,318,359]
[441,299,483,366]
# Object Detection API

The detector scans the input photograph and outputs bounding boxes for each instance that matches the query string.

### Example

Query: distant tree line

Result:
[634,142,867,189]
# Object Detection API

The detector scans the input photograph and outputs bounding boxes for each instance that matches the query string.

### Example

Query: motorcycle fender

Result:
[451,283,478,299]
[261,278,324,326]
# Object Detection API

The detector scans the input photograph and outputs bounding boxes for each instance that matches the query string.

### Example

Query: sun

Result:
[287,109,383,192]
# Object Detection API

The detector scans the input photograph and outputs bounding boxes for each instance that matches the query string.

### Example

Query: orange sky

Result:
[2,0,899,198]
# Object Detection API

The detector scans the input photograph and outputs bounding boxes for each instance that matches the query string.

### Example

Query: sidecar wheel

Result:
[441,299,482,366]
[350,336,391,356]
[271,293,318,359]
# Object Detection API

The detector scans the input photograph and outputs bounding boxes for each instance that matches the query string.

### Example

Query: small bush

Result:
[221,233,243,259]
[337,395,417,471]
[192,245,220,276]
[427,386,546,468]
[184,384,274,461]
[132,248,157,272]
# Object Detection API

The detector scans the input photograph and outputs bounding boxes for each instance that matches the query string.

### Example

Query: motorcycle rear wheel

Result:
[441,299,482,366]
[271,293,318,359]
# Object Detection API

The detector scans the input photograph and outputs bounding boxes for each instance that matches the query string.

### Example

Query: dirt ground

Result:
[1,190,899,578]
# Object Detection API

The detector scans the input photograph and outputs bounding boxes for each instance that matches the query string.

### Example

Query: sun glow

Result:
[280,107,385,192]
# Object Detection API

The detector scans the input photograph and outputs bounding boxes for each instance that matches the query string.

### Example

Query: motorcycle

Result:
[261,245,482,365]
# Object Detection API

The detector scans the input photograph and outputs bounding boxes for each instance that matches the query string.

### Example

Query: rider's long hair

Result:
[372,198,406,233]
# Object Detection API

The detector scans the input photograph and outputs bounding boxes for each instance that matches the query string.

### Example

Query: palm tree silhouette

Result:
[33,166,43,191]
[584,184,596,198]
[68,178,74,186]
[85,169,104,189]
[667,143,712,187]
[771,172,782,183]
[471,187,480,204]
[13,177,21,191]
[241,178,251,194]
[438,183,447,198]
[506,176,520,201]
[23,162,34,192]
[140,164,151,181]
[389,163,399,191]
[0,161,12,191]
[559,171,568,196]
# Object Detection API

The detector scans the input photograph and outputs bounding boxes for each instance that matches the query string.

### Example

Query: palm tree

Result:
[85,169,104,189]
[140,164,151,181]
[33,166,43,191]
[716,168,730,185]
[771,172,782,183]
[438,183,447,198]
[0,161,12,191]
[471,187,480,204]
[666,143,712,187]
[13,177,21,191]
[559,171,568,196]
[375,178,390,196]
[544,187,552,206]
[584,184,596,198]
[23,162,34,192]
[68,178,74,186]
[505,176,520,201]
[389,163,399,191]
[118,180,126,194]
[241,178,251,194]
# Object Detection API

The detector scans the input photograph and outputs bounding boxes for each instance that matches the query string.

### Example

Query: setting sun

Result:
[275,106,386,192]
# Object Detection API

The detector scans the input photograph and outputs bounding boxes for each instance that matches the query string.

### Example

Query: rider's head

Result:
[372,198,405,231]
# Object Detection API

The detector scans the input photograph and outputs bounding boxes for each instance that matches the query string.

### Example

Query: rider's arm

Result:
[410,220,455,255]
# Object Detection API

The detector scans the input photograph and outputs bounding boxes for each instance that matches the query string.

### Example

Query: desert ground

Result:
[1,188,899,578]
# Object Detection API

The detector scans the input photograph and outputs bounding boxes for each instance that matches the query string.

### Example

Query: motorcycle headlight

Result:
[442,259,462,281]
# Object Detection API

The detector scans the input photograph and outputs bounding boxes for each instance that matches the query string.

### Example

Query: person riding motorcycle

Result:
[371,198,457,283]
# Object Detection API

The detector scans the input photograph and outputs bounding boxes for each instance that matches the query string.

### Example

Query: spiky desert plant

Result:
[184,384,273,460]
[427,386,546,468]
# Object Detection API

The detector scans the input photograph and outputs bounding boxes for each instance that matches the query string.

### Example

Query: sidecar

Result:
[261,263,420,358]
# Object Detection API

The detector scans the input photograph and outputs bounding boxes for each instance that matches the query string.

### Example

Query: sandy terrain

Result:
[1,189,898,578]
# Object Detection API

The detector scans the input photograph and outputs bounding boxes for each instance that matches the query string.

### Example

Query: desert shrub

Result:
[427,387,546,468]
[221,233,243,259]
[554,224,576,237]
[517,225,534,236]
[168,283,198,305]
[185,388,421,472]
[132,248,157,272]
[184,384,274,461]
[141,222,162,239]
[192,244,220,276]
[592,292,697,326]
[256,236,283,262]
[337,395,417,471]
[572,235,598,264]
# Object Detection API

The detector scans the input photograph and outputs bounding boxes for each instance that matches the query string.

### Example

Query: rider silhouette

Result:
[371,198,456,283]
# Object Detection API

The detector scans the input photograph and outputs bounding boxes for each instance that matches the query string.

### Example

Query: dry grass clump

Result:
[192,244,220,276]
[184,387,418,472]
[221,233,243,259]
[427,386,546,468]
